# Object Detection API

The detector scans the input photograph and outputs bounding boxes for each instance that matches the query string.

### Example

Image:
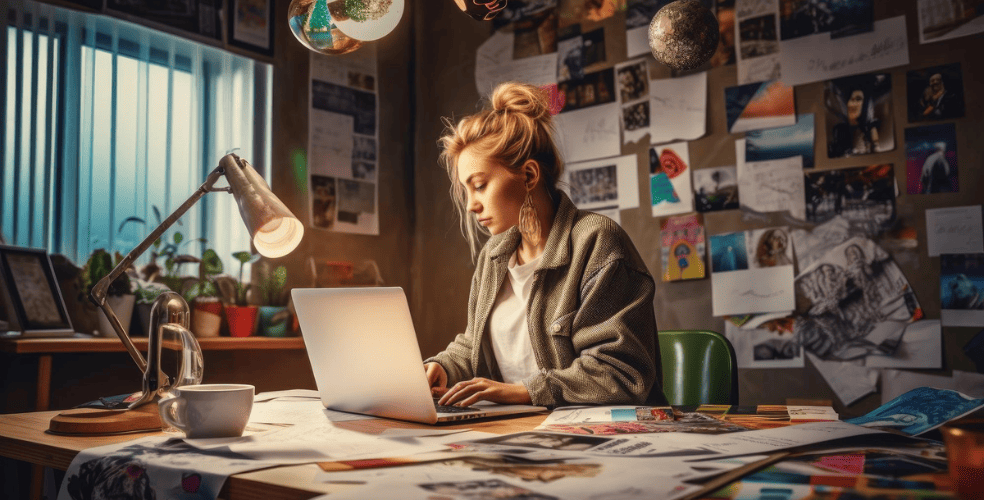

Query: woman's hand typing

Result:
[437,377,532,407]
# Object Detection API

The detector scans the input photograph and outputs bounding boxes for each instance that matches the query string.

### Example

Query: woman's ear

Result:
[522,160,541,190]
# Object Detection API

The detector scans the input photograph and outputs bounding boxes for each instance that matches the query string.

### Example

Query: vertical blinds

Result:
[2,0,273,273]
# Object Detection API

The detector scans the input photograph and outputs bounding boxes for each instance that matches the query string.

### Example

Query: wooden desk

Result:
[0,410,548,500]
[0,336,306,411]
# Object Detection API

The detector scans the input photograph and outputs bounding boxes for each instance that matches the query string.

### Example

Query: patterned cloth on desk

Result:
[57,436,276,500]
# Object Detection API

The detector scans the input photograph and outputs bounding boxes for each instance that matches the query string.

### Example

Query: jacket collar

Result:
[484,191,576,270]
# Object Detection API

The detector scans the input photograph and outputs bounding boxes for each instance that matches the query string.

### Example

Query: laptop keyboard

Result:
[433,399,480,413]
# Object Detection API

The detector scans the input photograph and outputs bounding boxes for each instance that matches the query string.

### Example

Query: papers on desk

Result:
[56,436,280,500]
[845,386,984,436]
[248,399,372,425]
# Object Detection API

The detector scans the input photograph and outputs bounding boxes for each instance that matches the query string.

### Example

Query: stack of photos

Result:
[794,237,921,361]
[615,58,651,144]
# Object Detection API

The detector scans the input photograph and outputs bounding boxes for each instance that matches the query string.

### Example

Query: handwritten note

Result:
[925,205,984,257]
[554,103,621,163]
[735,140,805,219]
[779,16,909,86]
[309,111,354,178]
[649,71,707,144]
[734,0,781,85]
[712,265,795,316]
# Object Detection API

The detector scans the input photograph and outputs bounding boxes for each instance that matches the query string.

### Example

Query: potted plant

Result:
[225,251,260,338]
[80,249,135,337]
[131,278,171,336]
[184,248,224,338]
[256,263,291,337]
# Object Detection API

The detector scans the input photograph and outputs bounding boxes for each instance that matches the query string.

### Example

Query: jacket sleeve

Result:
[523,259,660,407]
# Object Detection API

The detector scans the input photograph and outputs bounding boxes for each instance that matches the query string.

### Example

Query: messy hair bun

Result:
[439,82,565,259]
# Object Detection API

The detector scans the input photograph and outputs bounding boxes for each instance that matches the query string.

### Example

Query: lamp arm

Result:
[91,166,227,372]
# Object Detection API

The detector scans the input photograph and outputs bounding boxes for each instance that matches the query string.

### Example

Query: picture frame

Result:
[0,245,75,337]
[228,0,275,57]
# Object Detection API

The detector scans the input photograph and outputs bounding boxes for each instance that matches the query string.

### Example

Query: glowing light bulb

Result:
[332,0,404,41]
[288,0,362,55]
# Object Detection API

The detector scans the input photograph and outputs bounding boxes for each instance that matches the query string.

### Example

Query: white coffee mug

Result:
[158,384,254,439]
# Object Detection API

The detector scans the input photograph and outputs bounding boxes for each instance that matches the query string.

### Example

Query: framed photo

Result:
[0,245,75,337]
[229,0,275,56]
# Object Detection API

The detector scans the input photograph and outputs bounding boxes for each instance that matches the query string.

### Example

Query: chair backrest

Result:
[657,329,739,406]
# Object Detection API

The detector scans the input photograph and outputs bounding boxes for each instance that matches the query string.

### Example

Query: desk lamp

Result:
[49,154,304,435]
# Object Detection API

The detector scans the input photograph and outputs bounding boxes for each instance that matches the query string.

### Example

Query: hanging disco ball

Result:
[648,0,720,71]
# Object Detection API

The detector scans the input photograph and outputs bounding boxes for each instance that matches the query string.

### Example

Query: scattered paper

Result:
[710,227,797,316]
[925,205,983,257]
[806,352,878,406]
[692,421,889,458]
[778,16,909,87]
[254,389,320,402]
[248,399,372,425]
[474,30,558,96]
[539,406,674,426]
[791,216,852,271]
[941,253,984,326]
[649,71,707,144]
[649,142,694,217]
[725,321,803,369]
[735,141,806,219]
[554,103,621,164]
[845,386,984,436]
[564,154,640,212]
[57,436,279,500]
[864,320,942,369]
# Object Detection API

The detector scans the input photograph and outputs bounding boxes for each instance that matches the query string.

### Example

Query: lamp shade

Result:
[220,154,305,258]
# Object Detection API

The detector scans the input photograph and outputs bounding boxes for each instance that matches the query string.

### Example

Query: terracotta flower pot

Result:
[225,305,259,338]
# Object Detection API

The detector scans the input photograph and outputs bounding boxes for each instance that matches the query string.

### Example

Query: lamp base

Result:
[48,403,162,435]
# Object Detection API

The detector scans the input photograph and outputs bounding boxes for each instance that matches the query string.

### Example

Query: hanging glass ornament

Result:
[288,0,362,55]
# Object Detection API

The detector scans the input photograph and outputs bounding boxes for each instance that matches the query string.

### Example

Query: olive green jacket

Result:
[426,192,667,408]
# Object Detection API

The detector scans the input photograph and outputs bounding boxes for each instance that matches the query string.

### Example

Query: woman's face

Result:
[457,147,528,236]
[847,90,864,122]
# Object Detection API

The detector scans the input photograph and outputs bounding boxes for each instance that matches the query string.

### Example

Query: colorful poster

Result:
[660,214,706,282]
[725,80,795,134]
[905,123,958,195]
[649,142,694,217]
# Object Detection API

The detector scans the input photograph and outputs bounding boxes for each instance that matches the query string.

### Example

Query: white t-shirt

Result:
[488,251,541,384]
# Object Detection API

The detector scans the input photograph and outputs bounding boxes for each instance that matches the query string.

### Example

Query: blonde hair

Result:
[439,82,565,259]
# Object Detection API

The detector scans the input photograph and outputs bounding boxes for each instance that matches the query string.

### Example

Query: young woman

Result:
[424,82,667,409]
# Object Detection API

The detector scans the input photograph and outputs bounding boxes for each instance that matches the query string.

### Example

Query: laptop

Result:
[292,287,548,424]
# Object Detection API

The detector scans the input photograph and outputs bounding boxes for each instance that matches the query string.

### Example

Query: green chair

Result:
[657,329,739,406]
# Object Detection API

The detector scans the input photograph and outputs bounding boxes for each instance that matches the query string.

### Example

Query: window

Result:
[2,0,273,275]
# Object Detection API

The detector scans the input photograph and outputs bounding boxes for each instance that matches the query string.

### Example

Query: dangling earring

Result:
[518,191,540,247]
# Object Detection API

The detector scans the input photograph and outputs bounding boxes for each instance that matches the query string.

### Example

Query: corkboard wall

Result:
[409,0,983,418]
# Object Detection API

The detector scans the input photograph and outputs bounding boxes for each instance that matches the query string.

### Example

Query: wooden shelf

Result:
[0,335,305,354]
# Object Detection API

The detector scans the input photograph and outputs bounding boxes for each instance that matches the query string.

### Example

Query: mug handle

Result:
[158,396,188,433]
[161,323,204,389]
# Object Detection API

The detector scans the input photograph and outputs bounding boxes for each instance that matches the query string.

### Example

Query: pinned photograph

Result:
[581,27,607,68]
[650,143,694,217]
[779,0,873,41]
[709,0,736,67]
[557,68,616,113]
[661,214,706,282]
[738,13,779,59]
[749,227,794,269]
[725,80,796,134]
[694,166,739,212]
[621,102,650,134]
[710,232,748,273]
[941,254,984,327]
[625,0,672,57]
[512,9,558,59]
[336,178,376,228]
[824,72,894,158]
[556,27,584,82]
[804,164,897,235]
[794,237,921,361]
[917,0,984,44]
[616,59,649,103]
[907,63,965,122]
[352,135,376,162]
[569,164,618,207]
[745,114,815,168]
[310,175,337,231]
[724,322,803,369]
[905,123,958,194]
